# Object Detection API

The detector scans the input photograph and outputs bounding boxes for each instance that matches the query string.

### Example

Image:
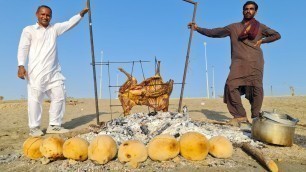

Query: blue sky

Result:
[0,0,305,100]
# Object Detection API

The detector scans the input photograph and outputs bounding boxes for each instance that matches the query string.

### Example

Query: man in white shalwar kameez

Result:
[17,5,89,136]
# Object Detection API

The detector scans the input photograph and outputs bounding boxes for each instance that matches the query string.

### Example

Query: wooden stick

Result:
[150,123,171,139]
[205,119,228,125]
[297,123,306,128]
[193,119,229,126]
[241,143,278,172]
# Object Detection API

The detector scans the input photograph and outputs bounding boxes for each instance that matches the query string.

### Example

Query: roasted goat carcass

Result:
[118,62,174,116]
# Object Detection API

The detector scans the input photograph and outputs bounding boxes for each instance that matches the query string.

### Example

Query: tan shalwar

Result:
[197,21,281,118]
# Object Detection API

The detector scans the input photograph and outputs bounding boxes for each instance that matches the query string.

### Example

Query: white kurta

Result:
[17,14,83,128]
[18,14,82,91]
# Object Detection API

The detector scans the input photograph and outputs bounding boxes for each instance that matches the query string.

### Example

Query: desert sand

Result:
[0,96,306,171]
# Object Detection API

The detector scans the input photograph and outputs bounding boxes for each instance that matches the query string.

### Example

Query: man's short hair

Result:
[36,5,52,14]
[243,1,258,11]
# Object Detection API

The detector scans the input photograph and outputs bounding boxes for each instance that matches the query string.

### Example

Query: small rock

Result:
[200,161,209,166]
[172,156,180,163]
[69,159,78,165]
[40,157,51,165]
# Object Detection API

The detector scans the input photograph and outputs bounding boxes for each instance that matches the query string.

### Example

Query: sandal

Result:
[228,117,249,127]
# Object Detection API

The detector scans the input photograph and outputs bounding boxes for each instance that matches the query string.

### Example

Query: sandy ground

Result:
[0,96,306,171]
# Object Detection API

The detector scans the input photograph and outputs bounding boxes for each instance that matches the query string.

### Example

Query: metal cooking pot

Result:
[251,111,299,146]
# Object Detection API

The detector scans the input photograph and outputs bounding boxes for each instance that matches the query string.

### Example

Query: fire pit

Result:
[80,112,263,148]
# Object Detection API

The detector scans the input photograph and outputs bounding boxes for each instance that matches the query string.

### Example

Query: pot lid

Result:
[262,111,299,126]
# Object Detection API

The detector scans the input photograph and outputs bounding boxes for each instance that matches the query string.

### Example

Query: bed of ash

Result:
[80,112,262,147]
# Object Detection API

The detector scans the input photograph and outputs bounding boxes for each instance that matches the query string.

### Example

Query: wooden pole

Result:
[241,143,279,172]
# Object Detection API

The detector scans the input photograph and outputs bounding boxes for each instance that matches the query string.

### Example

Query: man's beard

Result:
[244,13,254,20]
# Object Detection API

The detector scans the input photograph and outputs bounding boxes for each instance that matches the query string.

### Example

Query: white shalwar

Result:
[17,14,83,128]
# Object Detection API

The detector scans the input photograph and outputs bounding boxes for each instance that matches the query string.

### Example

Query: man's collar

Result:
[34,22,52,29]
[241,18,255,25]
[34,23,40,29]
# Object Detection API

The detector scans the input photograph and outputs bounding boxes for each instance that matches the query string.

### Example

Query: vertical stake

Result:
[178,0,198,112]
[87,0,100,125]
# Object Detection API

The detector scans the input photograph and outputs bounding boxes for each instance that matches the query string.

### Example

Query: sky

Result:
[0,0,305,100]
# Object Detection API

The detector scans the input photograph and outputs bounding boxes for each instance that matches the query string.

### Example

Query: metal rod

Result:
[204,42,210,99]
[108,83,183,88]
[183,0,196,5]
[178,0,198,112]
[107,60,113,119]
[116,73,119,99]
[87,0,100,125]
[140,60,146,80]
[155,56,157,74]
[94,60,150,64]
[100,51,103,99]
[131,61,135,81]
[154,57,158,112]
[91,63,109,66]
[126,61,135,108]
[110,105,123,107]
[212,65,215,98]
[140,60,151,113]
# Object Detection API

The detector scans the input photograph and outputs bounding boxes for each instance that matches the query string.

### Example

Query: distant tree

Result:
[0,96,3,101]
[289,86,295,96]
[20,95,26,100]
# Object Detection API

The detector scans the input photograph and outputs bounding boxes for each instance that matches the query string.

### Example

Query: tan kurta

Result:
[197,22,281,89]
